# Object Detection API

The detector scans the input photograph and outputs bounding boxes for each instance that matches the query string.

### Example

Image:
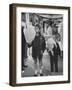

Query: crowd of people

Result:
[21,20,63,76]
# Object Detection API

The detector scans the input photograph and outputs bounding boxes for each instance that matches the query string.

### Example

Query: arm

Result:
[27,40,34,48]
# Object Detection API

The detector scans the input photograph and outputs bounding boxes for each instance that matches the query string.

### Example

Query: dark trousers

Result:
[50,55,58,72]
[22,27,28,71]
[22,43,28,71]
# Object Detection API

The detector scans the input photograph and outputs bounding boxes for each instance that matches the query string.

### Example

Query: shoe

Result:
[34,74,38,76]
[40,73,43,76]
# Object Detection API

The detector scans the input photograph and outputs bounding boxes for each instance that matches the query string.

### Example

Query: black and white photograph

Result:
[9,4,70,86]
[21,13,63,77]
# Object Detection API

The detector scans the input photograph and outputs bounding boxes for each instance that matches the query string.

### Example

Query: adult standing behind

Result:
[45,21,53,50]
[58,22,63,58]
[47,35,61,72]
[21,22,28,72]
[46,21,53,36]
[52,35,61,72]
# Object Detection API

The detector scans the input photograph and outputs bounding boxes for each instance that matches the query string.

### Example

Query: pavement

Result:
[21,50,63,77]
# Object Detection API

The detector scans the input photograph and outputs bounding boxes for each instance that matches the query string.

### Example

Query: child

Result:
[47,35,61,72]
[30,24,46,76]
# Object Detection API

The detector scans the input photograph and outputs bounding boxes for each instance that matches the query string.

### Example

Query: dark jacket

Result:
[22,27,26,57]
[28,34,46,58]
[53,42,61,57]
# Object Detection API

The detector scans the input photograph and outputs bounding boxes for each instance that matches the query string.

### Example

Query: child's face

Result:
[35,26,39,33]
[35,26,40,36]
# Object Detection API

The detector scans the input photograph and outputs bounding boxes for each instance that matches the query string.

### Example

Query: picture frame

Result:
[9,3,70,86]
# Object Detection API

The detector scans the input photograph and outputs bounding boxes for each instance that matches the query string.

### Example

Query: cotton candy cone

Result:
[24,25,36,43]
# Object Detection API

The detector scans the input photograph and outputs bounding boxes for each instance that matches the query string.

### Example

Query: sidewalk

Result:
[22,51,63,77]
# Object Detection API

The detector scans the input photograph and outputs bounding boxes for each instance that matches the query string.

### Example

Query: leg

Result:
[55,57,58,72]
[33,57,38,76]
[22,46,25,71]
[38,54,43,76]
[22,50,28,71]
[25,43,28,58]
[50,56,54,72]
[23,44,28,68]
[22,56,24,71]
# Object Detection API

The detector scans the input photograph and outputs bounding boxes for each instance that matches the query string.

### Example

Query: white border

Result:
[16,7,68,83]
